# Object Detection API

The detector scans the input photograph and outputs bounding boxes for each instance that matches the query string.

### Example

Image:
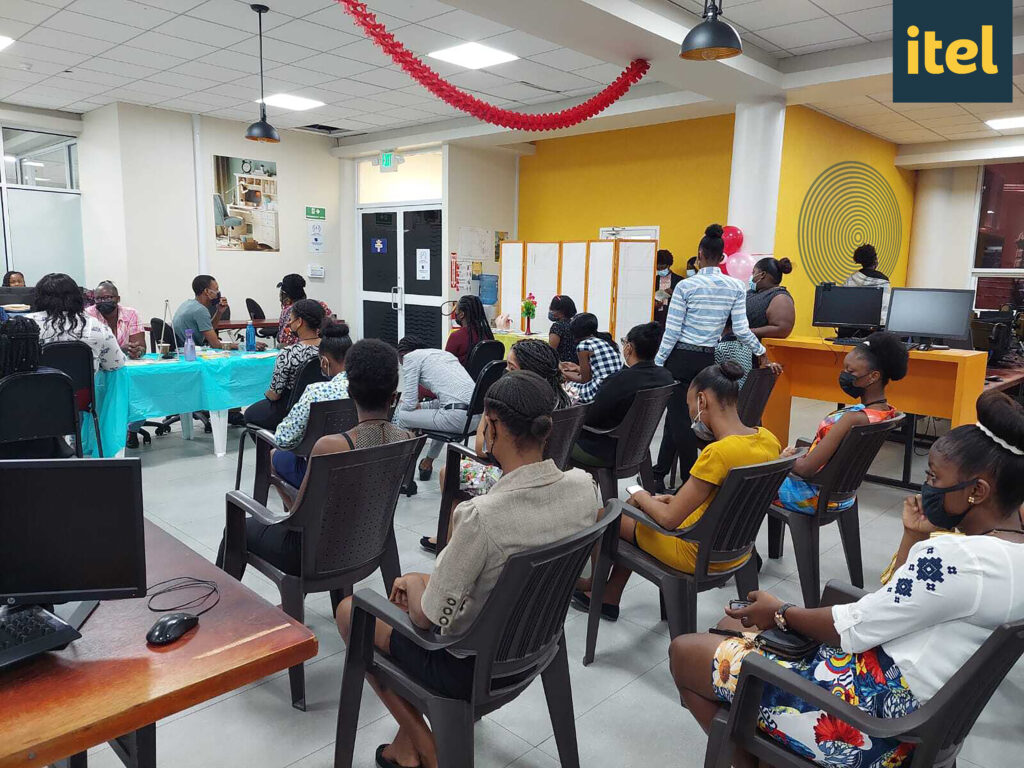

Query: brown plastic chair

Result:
[570,383,675,502]
[767,414,906,608]
[334,505,622,768]
[0,369,81,458]
[583,455,797,664]
[465,339,505,380]
[704,580,1024,768]
[433,403,590,555]
[736,366,778,428]
[40,341,102,457]
[219,434,425,711]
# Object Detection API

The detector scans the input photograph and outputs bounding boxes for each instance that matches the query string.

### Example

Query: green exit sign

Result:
[305,206,325,220]
[380,151,395,169]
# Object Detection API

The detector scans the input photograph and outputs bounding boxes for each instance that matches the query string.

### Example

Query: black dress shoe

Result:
[126,432,139,449]
[403,480,418,497]
[570,589,619,621]
[418,463,433,481]
[419,536,438,554]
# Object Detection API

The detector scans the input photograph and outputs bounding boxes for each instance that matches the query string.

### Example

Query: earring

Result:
[968,496,977,504]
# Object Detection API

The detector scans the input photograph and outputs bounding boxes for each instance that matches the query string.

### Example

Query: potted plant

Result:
[521,293,537,334]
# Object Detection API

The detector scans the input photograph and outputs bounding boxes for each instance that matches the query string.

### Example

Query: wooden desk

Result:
[0,521,317,768]
[763,337,987,446]
[984,366,1024,394]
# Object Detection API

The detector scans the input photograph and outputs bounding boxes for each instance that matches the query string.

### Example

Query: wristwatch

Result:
[774,602,796,631]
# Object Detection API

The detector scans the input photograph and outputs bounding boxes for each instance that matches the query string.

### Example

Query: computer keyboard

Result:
[825,337,864,346]
[0,605,81,671]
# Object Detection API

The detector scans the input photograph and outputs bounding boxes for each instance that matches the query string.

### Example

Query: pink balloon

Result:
[725,251,756,283]
[722,225,743,256]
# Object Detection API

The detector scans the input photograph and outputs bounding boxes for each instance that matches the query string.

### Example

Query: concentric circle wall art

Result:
[797,161,901,285]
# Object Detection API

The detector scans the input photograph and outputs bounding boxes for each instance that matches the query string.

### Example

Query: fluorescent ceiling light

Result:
[428,42,517,70]
[259,93,324,111]
[33,178,51,182]
[0,37,14,53]
[23,160,44,167]
[987,116,1024,130]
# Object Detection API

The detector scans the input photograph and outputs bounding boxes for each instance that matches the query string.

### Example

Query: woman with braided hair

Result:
[444,294,494,368]
[336,370,598,768]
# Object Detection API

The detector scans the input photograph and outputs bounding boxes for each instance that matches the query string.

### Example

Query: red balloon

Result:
[722,225,744,256]
[719,254,730,276]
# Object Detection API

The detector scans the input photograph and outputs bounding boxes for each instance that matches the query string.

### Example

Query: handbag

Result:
[709,626,819,661]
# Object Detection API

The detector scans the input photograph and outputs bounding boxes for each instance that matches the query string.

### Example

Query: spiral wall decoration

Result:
[797,161,901,286]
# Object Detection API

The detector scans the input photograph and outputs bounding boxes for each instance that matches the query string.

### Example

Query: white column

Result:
[906,166,982,289]
[726,99,787,254]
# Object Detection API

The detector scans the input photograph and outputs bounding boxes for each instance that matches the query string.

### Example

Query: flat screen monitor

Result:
[885,288,975,341]
[0,458,146,606]
[0,285,35,311]
[812,284,884,330]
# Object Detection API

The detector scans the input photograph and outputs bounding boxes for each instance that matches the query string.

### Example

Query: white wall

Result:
[906,165,982,289]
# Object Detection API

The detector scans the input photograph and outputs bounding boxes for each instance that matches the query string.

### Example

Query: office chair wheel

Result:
[204,422,212,434]
[156,424,171,436]
[140,429,152,446]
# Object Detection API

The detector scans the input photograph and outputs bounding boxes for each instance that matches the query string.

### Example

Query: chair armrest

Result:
[819,580,868,608]
[580,424,616,437]
[226,489,290,526]
[618,501,681,536]
[735,654,922,741]
[351,589,457,652]
[444,442,497,466]
[254,428,279,448]
[795,437,812,449]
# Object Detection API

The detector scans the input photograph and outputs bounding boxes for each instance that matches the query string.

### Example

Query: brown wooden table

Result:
[984,366,1024,393]
[0,521,317,768]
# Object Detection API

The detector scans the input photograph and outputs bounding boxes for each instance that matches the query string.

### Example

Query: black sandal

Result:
[419,536,438,554]
[375,744,421,768]
[570,589,619,621]
[418,460,433,481]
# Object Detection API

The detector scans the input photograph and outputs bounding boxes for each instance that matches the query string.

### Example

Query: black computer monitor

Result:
[885,288,975,343]
[0,458,146,606]
[0,285,35,310]
[812,284,884,329]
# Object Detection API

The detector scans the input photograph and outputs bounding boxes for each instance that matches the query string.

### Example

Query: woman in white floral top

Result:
[29,273,125,373]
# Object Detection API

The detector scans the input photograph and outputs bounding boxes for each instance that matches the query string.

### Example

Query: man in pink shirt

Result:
[85,281,145,358]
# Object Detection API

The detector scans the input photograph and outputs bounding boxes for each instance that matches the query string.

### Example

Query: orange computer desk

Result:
[762,337,988,488]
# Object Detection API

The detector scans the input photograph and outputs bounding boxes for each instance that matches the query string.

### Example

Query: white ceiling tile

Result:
[21,26,115,55]
[445,69,510,91]
[419,9,510,40]
[129,30,217,59]
[319,77,386,97]
[79,57,157,80]
[156,15,250,47]
[811,0,890,13]
[360,0,454,23]
[35,0,75,6]
[480,81,555,102]
[146,69,217,89]
[169,60,245,82]
[44,75,113,95]
[787,36,864,55]
[265,0,334,16]
[230,36,319,65]
[168,87,241,107]
[573,62,630,82]
[488,58,597,91]
[0,41,91,67]
[355,66,416,89]
[42,10,143,44]
[156,96,222,112]
[136,0,205,11]
[866,30,893,42]
[836,6,891,36]
[204,106,255,120]
[943,129,1002,139]
[922,115,986,128]
[726,0,827,32]
[413,98,460,115]
[333,95,394,112]
[290,52,377,78]
[0,66,49,85]
[265,19,359,51]
[369,89,432,106]
[65,100,108,112]
[334,38,394,67]
[228,73,303,94]
[0,0,61,24]
[891,103,970,117]
[198,48,261,75]
[186,0,288,30]
[529,48,606,73]
[757,16,857,49]
[378,105,434,120]
[66,0,175,29]
[478,29,558,57]
[133,79,191,97]
[101,86,164,103]
[10,83,81,105]
[100,46,185,71]
[49,67,133,87]
[262,63,336,86]
[348,111,404,125]
[394,24,464,53]
[303,5,407,34]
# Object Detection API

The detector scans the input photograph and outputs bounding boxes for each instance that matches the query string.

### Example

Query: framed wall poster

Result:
[213,156,279,252]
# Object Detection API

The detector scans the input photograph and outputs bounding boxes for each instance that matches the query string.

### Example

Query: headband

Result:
[976,423,1024,456]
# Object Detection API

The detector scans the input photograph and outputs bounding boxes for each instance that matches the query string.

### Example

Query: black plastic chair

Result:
[40,341,102,458]
[334,505,622,768]
[767,414,906,608]
[234,357,325,493]
[465,338,505,380]
[704,580,1024,768]
[433,403,590,554]
[737,366,778,428]
[422,359,507,446]
[245,297,278,340]
[220,435,425,711]
[0,369,81,458]
[570,383,675,502]
[584,455,798,663]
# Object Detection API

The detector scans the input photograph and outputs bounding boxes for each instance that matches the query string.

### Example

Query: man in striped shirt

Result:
[654,225,766,486]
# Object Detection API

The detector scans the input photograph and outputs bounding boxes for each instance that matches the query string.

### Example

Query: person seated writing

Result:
[444,294,493,368]
[573,361,780,620]
[776,331,907,515]
[560,312,621,403]
[671,389,1024,768]
[271,320,353,487]
[243,300,327,431]
[29,273,125,372]
[334,370,600,768]
[571,321,675,468]
[172,274,238,350]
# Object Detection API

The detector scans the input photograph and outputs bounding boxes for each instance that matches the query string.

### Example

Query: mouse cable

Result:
[146,576,221,617]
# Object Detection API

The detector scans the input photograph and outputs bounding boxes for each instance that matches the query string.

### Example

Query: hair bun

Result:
[778,257,793,275]
[719,360,745,381]
[321,320,350,338]
[530,413,553,439]
[705,223,724,239]
[977,391,1024,453]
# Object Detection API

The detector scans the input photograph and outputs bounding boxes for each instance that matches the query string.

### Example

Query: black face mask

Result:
[921,477,978,530]
[95,300,117,315]
[481,418,500,469]
[839,370,867,398]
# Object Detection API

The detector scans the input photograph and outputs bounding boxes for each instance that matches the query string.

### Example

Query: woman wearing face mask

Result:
[776,331,907,515]
[654,249,683,328]
[547,294,579,363]
[572,361,781,619]
[746,256,795,340]
[670,389,1024,768]
[444,294,493,368]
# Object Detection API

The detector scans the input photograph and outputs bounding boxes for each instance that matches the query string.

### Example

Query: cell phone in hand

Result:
[625,484,644,496]
[729,599,752,611]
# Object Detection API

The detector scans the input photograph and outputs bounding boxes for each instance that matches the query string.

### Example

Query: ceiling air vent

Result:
[295,124,365,137]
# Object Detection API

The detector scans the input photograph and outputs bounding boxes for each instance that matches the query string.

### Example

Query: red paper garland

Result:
[336,0,650,131]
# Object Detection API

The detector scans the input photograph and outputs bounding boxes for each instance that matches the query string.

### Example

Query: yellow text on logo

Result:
[906,25,998,74]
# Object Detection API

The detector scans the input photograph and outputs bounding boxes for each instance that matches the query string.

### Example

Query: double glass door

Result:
[360,207,444,347]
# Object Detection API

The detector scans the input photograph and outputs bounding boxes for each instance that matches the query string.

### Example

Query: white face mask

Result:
[657,267,670,277]
[691,399,715,442]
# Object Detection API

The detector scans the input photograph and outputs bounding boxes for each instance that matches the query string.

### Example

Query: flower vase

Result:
[525,317,532,334]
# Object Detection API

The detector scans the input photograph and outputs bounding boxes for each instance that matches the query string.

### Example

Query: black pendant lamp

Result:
[245,3,280,143]
[680,0,742,61]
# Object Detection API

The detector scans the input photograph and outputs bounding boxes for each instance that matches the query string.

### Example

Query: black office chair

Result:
[40,341,102,458]
[148,317,210,436]
[465,339,505,380]
[737,366,778,428]
[245,298,278,340]
[0,369,81,458]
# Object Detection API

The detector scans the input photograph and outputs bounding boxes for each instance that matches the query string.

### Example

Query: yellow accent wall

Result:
[774,106,917,337]
[517,115,735,277]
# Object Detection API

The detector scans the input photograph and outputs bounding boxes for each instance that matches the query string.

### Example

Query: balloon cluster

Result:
[336,0,650,131]
[718,225,757,283]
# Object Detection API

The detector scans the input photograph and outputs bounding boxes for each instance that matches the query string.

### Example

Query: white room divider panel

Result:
[586,240,615,332]
[559,241,587,310]
[499,241,524,325]
[524,241,560,336]
[614,240,657,338]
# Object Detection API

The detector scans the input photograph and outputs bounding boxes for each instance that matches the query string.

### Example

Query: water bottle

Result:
[183,329,197,362]
[245,320,256,352]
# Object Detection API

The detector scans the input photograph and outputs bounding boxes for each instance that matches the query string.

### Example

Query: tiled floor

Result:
[83,399,1016,768]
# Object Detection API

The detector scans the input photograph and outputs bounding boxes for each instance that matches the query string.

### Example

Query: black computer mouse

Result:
[146,612,199,645]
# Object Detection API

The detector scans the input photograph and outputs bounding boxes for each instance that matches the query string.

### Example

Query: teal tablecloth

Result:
[81,350,279,457]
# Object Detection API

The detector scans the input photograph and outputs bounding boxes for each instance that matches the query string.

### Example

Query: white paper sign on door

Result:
[307,220,324,253]
[416,248,430,280]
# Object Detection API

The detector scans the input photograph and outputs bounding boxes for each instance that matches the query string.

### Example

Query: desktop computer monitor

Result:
[812,284,884,329]
[0,458,146,607]
[885,288,975,342]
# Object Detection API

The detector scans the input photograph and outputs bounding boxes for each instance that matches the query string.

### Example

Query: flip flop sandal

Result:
[375,744,421,768]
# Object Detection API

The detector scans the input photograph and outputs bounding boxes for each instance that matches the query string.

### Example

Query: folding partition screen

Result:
[524,242,560,336]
